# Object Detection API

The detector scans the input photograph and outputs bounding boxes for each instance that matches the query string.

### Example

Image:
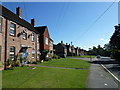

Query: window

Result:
[23,29,27,40]
[0,17,2,32]
[37,50,40,59]
[32,49,35,58]
[10,22,16,36]
[32,32,34,41]
[46,37,48,45]
[10,46,15,60]
[0,46,1,61]
[37,35,39,43]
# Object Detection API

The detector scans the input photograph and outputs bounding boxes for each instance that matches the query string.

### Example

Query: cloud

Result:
[99,38,105,41]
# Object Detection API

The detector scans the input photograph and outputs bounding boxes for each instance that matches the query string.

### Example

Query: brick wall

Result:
[1,17,38,63]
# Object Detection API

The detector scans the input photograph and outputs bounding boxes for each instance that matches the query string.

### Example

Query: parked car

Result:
[96,55,101,58]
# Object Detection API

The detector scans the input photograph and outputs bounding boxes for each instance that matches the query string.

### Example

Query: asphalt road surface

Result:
[87,64,118,88]
[67,57,119,89]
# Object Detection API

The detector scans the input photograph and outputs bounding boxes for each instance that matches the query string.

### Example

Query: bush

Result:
[52,54,60,59]
[45,57,51,61]
[14,60,20,67]
[31,61,37,64]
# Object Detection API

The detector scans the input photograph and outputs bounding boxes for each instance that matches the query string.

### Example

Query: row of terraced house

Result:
[0,5,54,68]
[0,5,87,69]
[54,41,87,58]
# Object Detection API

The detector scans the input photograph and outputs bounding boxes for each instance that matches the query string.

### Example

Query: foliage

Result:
[110,27,120,61]
[88,44,111,57]
[41,50,49,60]
[52,54,60,59]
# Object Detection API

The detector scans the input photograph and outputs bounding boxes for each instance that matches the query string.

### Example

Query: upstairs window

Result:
[23,29,27,40]
[46,37,48,45]
[32,49,35,58]
[0,17,2,32]
[10,22,16,36]
[10,46,15,60]
[32,32,34,41]
[37,35,39,43]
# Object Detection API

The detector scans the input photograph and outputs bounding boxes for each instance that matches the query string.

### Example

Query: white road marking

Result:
[101,64,120,82]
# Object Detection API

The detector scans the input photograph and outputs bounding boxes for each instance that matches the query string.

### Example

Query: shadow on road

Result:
[89,60,120,64]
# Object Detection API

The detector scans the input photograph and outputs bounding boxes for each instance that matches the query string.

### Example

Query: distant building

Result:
[54,41,67,58]
[65,43,72,56]
[75,47,79,56]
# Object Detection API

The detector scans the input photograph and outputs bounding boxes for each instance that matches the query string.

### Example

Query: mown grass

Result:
[38,58,91,69]
[2,58,91,88]
[71,55,96,58]
[2,67,89,88]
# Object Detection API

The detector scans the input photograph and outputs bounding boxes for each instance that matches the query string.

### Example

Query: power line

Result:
[74,0,117,44]
[22,1,28,21]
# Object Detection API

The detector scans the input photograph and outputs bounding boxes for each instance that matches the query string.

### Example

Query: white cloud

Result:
[99,38,105,41]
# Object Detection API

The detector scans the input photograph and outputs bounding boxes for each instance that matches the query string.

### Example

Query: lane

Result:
[87,64,118,88]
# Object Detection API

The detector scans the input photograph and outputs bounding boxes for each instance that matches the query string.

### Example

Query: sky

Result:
[2,2,118,50]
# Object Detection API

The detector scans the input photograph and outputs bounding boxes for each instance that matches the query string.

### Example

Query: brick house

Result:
[75,47,79,56]
[35,26,53,60]
[0,5,40,69]
[49,38,54,55]
[71,45,75,56]
[54,41,67,58]
[65,43,72,56]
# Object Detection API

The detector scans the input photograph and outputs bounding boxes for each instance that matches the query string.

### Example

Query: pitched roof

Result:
[35,26,47,35]
[1,4,38,33]
[58,43,67,49]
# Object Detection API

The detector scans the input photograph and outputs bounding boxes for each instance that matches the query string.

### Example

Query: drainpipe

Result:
[4,18,8,70]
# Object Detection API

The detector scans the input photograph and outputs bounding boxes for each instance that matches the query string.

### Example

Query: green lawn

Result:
[2,58,91,88]
[39,58,91,69]
[71,55,96,58]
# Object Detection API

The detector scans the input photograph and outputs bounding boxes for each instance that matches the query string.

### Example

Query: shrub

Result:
[45,57,51,61]
[31,61,37,64]
[52,54,60,59]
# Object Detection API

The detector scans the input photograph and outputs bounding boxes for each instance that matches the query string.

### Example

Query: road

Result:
[67,57,119,89]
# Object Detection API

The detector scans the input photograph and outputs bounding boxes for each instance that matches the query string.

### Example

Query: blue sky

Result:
[2,2,118,50]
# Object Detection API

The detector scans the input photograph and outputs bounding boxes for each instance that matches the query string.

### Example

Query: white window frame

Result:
[10,46,15,60]
[10,22,16,36]
[32,32,34,41]
[37,35,39,43]
[32,49,35,58]
[23,28,27,40]
[46,37,48,45]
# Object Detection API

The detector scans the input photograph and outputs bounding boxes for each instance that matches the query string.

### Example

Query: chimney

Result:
[61,41,63,44]
[31,18,35,26]
[16,7,22,18]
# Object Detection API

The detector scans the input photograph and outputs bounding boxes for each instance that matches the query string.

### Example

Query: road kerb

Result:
[101,64,120,83]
